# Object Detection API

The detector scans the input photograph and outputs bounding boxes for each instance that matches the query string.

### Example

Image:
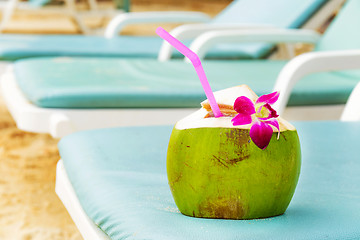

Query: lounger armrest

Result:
[272,50,360,115]
[104,11,211,38]
[188,29,321,60]
[158,23,275,61]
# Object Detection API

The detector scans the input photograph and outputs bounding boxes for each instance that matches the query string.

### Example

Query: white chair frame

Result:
[55,160,110,240]
[273,50,360,118]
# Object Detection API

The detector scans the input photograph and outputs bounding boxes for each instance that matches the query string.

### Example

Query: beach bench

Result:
[55,80,360,239]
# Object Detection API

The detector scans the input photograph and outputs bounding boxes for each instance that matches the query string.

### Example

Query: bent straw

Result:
[156,27,223,118]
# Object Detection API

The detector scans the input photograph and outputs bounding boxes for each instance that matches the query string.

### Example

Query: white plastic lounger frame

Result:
[55,160,110,240]
[0,66,196,138]
[273,50,360,120]
[104,11,212,38]
[188,28,321,61]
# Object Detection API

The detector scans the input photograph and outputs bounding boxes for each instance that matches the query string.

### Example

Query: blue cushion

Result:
[0,35,163,60]
[0,0,326,60]
[14,57,360,108]
[59,122,360,240]
[28,0,51,7]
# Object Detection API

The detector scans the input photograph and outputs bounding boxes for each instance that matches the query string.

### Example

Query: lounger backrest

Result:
[315,0,359,52]
[212,0,327,28]
[211,0,326,59]
[314,0,360,78]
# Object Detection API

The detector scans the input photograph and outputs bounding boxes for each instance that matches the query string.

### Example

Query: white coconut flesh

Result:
[175,85,296,132]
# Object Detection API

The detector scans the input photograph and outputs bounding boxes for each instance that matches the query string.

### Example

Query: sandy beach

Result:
[0,0,230,239]
[0,93,80,239]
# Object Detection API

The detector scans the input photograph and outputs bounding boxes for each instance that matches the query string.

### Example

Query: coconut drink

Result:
[156,27,301,219]
[167,85,301,219]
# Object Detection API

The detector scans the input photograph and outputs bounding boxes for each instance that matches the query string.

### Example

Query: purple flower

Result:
[231,92,280,150]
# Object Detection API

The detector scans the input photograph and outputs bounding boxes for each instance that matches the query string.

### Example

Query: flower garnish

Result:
[231,91,280,150]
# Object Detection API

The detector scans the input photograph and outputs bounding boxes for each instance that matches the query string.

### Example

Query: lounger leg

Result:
[63,0,92,35]
[87,0,98,11]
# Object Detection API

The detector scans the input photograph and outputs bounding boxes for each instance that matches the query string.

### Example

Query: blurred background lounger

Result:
[1,0,360,138]
[55,82,360,239]
[0,0,334,61]
[0,0,129,35]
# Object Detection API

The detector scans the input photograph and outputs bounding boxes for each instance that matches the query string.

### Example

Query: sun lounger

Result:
[0,0,331,61]
[54,59,360,239]
[1,0,359,138]
[55,88,360,238]
[1,52,359,138]
[0,0,129,35]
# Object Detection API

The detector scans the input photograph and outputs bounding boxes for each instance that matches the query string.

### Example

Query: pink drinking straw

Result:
[156,27,223,118]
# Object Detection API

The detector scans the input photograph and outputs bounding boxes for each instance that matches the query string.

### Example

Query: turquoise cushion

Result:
[0,35,163,61]
[28,0,51,7]
[14,57,360,108]
[59,122,360,240]
[0,0,325,61]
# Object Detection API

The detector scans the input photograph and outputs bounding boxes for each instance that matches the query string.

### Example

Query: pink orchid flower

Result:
[231,91,280,150]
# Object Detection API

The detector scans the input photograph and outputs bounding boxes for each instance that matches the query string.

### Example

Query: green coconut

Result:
[167,85,301,220]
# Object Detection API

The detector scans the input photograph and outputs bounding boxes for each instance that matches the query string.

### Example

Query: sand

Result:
[0,94,81,239]
[0,1,230,239]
